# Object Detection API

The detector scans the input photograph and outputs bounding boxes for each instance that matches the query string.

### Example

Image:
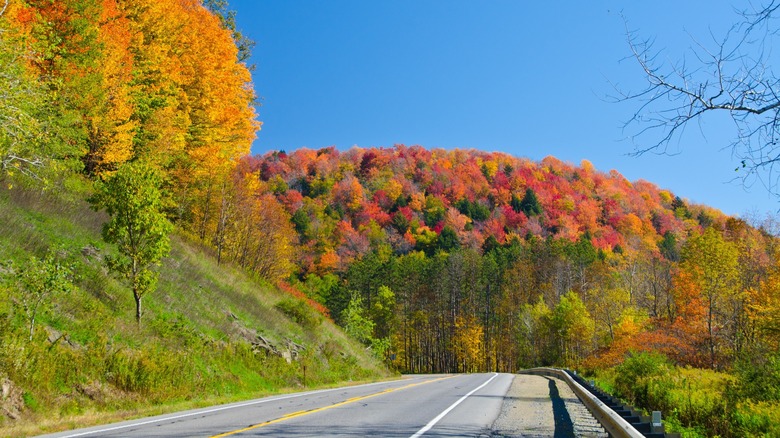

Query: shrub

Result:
[613,351,672,406]
[732,351,780,402]
[734,400,780,437]
[275,298,321,330]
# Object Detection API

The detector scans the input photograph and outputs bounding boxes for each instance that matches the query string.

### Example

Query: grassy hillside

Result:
[0,180,389,437]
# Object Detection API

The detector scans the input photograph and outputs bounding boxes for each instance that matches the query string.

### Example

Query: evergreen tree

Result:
[520,188,542,217]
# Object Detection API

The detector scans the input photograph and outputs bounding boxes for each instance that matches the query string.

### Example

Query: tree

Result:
[21,0,107,175]
[519,188,542,217]
[343,292,374,345]
[619,2,780,196]
[452,315,484,372]
[202,0,255,65]
[0,3,47,183]
[658,231,680,262]
[590,286,631,343]
[90,161,172,323]
[680,227,740,368]
[6,251,74,341]
[518,297,555,366]
[371,285,396,341]
[551,291,595,365]
[750,258,780,349]
[438,226,460,252]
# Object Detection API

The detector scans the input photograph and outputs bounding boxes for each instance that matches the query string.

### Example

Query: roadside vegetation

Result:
[0,181,387,437]
[586,352,780,437]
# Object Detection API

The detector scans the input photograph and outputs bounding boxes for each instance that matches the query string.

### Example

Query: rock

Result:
[45,327,81,350]
[76,381,117,404]
[81,245,100,259]
[252,334,280,356]
[1,378,24,420]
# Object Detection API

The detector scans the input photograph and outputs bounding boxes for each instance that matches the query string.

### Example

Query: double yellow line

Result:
[210,376,454,437]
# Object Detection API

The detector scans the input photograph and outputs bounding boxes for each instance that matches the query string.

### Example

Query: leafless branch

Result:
[2,154,45,180]
[618,1,780,196]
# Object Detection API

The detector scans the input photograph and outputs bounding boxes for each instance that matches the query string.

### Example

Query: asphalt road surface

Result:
[38,373,574,437]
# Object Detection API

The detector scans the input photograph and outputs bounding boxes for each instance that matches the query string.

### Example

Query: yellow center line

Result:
[210,375,455,438]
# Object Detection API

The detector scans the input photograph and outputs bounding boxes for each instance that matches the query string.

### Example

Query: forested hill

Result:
[241,145,779,377]
[250,146,721,269]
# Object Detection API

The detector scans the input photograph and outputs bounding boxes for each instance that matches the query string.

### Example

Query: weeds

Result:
[0,185,388,436]
[591,351,779,437]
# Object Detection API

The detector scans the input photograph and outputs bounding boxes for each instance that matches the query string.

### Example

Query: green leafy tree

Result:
[510,193,523,213]
[6,251,74,341]
[551,291,595,365]
[518,297,555,366]
[23,0,105,176]
[658,231,679,262]
[371,285,396,340]
[0,11,47,184]
[90,161,172,323]
[343,292,374,345]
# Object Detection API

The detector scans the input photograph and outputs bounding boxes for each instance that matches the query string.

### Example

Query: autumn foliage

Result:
[4,0,259,217]
[239,145,779,374]
[5,3,780,435]
[3,0,779,380]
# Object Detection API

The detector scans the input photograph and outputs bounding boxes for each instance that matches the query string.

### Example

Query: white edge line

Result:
[409,373,499,438]
[56,379,401,437]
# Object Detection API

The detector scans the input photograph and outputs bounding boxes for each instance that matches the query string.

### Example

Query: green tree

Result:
[658,231,679,262]
[90,161,172,323]
[520,188,542,217]
[6,251,74,341]
[438,226,460,252]
[0,10,47,183]
[343,292,374,345]
[518,297,554,366]
[423,196,446,226]
[24,0,106,175]
[371,285,396,340]
[551,291,595,365]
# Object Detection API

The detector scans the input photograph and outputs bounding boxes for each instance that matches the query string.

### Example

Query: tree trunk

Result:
[134,291,142,324]
[28,312,36,341]
[708,295,716,369]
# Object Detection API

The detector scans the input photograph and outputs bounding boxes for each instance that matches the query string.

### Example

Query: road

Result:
[38,373,575,437]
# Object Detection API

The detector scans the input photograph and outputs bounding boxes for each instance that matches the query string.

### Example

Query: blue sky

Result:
[229,0,776,218]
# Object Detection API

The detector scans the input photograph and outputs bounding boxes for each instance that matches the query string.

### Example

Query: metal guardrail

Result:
[519,368,679,438]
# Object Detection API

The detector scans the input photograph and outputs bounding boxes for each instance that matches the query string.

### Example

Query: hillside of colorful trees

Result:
[2,0,779,388]
[236,146,780,376]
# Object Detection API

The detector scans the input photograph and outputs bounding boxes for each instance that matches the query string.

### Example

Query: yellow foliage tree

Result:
[453,315,484,373]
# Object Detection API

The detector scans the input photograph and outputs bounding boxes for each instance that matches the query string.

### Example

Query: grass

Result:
[587,352,780,437]
[0,181,390,437]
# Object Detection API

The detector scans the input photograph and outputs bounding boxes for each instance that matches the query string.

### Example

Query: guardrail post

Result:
[651,411,663,433]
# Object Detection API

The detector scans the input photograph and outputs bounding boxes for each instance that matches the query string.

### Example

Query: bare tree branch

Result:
[618,1,780,196]
[2,154,45,180]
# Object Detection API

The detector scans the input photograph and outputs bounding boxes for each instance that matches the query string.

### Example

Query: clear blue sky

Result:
[230,0,776,218]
